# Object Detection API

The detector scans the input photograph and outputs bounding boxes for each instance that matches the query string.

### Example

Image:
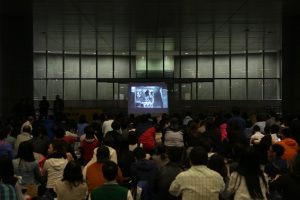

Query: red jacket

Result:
[138,127,156,151]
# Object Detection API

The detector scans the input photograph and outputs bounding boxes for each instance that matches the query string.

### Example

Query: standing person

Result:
[90,161,133,200]
[53,95,64,121]
[226,147,269,200]
[169,146,224,200]
[39,96,50,120]
[54,161,88,200]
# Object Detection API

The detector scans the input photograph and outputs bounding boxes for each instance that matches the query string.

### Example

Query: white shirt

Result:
[102,119,114,137]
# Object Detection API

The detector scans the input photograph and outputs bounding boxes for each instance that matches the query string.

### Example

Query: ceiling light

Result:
[122,52,126,55]
[184,52,189,55]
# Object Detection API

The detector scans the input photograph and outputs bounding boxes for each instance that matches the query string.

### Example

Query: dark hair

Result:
[102,160,118,181]
[84,126,94,139]
[169,117,180,131]
[236,147,268,199]
[111,121,121,130]
[55,127,65,139]
[96,146,110,162]
[128,131,138,145]
[189,146,208,166]
[198,138,213,153]
[253,125,260,132]
[49,140,67,158]
[22,125,31,133]
[270,124,280,134]
[167,147,183,163]
[17,141,35,162]
[0,155,17,185]
[62,161,84,187]
[133,147,146,160]
[271,144,285,157]
[208,154,227,181]
[232,107,240,116]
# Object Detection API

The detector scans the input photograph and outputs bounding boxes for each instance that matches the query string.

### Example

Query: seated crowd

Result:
[0,108,300,200]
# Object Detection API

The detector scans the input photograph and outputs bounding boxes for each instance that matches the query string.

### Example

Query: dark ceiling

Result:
[33,0,282,54]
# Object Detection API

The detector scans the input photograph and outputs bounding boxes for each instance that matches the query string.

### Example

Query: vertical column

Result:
[282,0,300,116]
[0,0,33,117]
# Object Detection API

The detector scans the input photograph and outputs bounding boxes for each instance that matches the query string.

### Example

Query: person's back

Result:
[169,146,224,200]
[157,147,184,200]
[91,161,132,200]
[131,147,159,199]
[86,146,123,192]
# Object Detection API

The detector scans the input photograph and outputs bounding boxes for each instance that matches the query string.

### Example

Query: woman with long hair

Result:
[54,161,87,200]
[13,141,41,186]
[226,147,269,200]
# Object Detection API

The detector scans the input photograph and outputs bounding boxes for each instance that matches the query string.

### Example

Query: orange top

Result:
[86,162,123,192]
[277,138,299,161]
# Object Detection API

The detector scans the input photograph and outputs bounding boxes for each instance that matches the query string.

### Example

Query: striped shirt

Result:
[169,165,225,200]
[0,183,17,200]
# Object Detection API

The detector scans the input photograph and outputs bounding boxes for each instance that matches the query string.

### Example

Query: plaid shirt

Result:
[0,183,17,200]
[169,165,225,200]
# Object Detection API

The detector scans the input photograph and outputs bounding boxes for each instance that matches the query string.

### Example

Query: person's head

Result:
[55,127,65,139]
[102,160,118,182]
[167,147,184,163]
[268,144,285,159]
[198,138,213,153]
[270,124,280,134]
[237,147,261,174]
[133,147,146,160]
[128,131,138,145]
[62,161,84,187]
[0,155,16,185]
[17,141,35,162]
[252,125,260,133]
[96,146,110,163]
[189,146,208,166]
[42,96,47,100]
[48,140,66,158]
[111,120,121,130]
[22,125,32,133]
[169,117,180,130]
[84,126,94,139]
[28,116,35,123]
[56,95,60,100]
[208,154,227,180]
[237,147,267,199]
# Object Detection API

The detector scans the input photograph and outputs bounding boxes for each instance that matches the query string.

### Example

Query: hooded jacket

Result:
[43,157,68,188]
[277,138,299,161]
